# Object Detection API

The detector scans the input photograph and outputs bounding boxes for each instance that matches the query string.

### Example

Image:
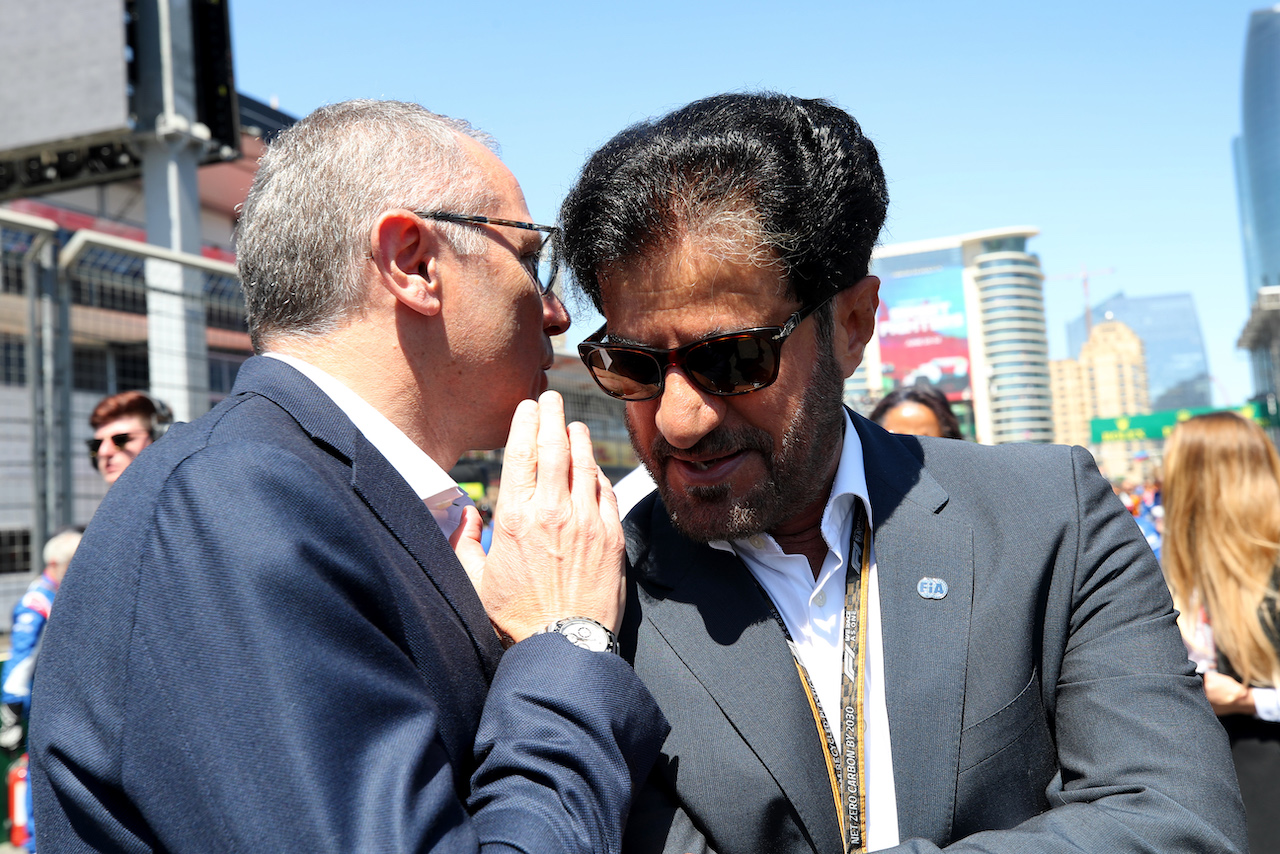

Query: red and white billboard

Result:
[875,265,971,401]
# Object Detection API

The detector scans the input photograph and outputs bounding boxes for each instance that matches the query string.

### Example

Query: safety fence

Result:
[0,209,633,575]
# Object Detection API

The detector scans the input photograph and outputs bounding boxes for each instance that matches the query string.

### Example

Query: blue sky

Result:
[230,1,1267,406]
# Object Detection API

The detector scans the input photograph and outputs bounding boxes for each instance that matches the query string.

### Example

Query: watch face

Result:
[557,618,613,653]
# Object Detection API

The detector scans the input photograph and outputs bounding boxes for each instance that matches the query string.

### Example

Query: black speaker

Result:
[191,0,240,156]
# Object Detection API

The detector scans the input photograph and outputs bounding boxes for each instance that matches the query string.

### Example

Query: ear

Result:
[369,209,443,317]
[831,276,880,378]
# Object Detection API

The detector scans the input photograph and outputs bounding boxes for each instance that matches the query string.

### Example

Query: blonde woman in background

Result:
[1162,411,1280,852]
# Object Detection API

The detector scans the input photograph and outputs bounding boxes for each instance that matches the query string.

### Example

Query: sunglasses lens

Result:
[584,332,782,400]
[686,334,778,394]
[87,433,141,457]
[584,347,663,400]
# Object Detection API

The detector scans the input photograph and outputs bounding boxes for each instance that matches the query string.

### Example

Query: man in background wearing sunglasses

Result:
[86,390,173,485]
[30,100,665,853]
[561,92,1246,854]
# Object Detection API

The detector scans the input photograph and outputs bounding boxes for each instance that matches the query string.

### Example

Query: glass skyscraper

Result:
[1235,6,1280,394]
[1065,292,1211,411]
[1237,6,1280,303]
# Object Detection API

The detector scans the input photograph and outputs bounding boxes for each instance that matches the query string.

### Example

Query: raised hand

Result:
[477,391,625,645]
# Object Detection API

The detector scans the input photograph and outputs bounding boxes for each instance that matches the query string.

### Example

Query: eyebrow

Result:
[605,323,742,349]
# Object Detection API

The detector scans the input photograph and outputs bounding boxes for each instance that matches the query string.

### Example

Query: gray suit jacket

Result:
[619,413,1247,853]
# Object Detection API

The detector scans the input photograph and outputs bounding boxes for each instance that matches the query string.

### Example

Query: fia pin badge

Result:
[917,577,948,600]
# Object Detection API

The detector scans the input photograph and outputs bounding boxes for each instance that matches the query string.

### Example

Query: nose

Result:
[543,290,570,337]
[652,368,726,450]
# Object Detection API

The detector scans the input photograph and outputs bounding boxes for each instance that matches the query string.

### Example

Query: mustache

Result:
[648,424,774,465]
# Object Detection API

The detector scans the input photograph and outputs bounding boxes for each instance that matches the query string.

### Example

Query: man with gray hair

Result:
[30,100,667,852]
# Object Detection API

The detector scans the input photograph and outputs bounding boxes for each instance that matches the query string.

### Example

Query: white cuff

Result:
[1251,686,1280,722]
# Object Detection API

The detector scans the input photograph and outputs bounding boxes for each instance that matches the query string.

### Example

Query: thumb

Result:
[451,505,486,589]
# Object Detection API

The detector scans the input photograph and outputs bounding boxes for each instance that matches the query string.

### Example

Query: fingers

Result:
[449,504,483,550]
[498,399,541,501]
[534,391,571,505]
[597,465,621,527]
[450,505,486,590]
[499,393,592,510]
[568,420,601,503]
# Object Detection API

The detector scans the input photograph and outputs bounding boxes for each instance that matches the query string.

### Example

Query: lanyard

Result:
[838,502,871,852]
[751,499,871,853]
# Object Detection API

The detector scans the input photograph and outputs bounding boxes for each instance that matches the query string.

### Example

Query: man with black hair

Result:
[561,92,1246,853]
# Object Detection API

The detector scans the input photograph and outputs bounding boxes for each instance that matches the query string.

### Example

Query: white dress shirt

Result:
[263,353,474,538]
[710,410,900,851]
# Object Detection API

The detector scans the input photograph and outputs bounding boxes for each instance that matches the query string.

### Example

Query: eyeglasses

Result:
[86,432,148,458]
[414,211,560,296]
[578,297,830,402]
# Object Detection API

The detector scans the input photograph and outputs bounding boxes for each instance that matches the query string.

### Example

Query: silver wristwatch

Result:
[543,616,620,654]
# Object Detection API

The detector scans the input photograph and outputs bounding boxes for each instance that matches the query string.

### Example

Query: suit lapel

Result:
[232,356,504,681]
[348,446,505,680]
[633,507,844,854]
[854,415,973,845]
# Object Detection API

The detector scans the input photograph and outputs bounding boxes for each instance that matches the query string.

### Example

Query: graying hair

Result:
[235,100,497,351]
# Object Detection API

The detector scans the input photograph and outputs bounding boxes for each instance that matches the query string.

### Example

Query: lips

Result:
[687,452,736,472]
[535,350,554,394]
[667,450,749,486]
[647,423,774,488]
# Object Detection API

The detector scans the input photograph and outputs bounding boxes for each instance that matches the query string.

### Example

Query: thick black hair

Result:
[559,92,888,311]
[869,384,964,440]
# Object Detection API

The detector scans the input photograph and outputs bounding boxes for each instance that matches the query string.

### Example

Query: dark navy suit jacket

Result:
[30,356,666,853]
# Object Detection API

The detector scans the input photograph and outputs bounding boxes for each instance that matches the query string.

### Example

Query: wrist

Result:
[489,619,518,650]
[1241,686,1258,715]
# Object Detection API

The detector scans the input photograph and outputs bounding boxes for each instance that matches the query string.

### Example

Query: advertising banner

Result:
[875,265,970,401]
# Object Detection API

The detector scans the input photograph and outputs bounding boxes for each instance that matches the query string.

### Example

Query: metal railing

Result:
[0,211,253,572]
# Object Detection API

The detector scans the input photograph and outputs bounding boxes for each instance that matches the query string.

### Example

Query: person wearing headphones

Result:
[86,391,172,485]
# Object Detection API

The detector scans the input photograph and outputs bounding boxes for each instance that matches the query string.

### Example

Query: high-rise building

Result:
[1237,6,1280,305]
[850,226,1052,444]
[1065,292,1211,410]
[1048,360,1087,449]
[1050,320,1152,480]
[1236,6,1280,395]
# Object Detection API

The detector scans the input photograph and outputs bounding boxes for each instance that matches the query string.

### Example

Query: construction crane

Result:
[1047,266,1115,335]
